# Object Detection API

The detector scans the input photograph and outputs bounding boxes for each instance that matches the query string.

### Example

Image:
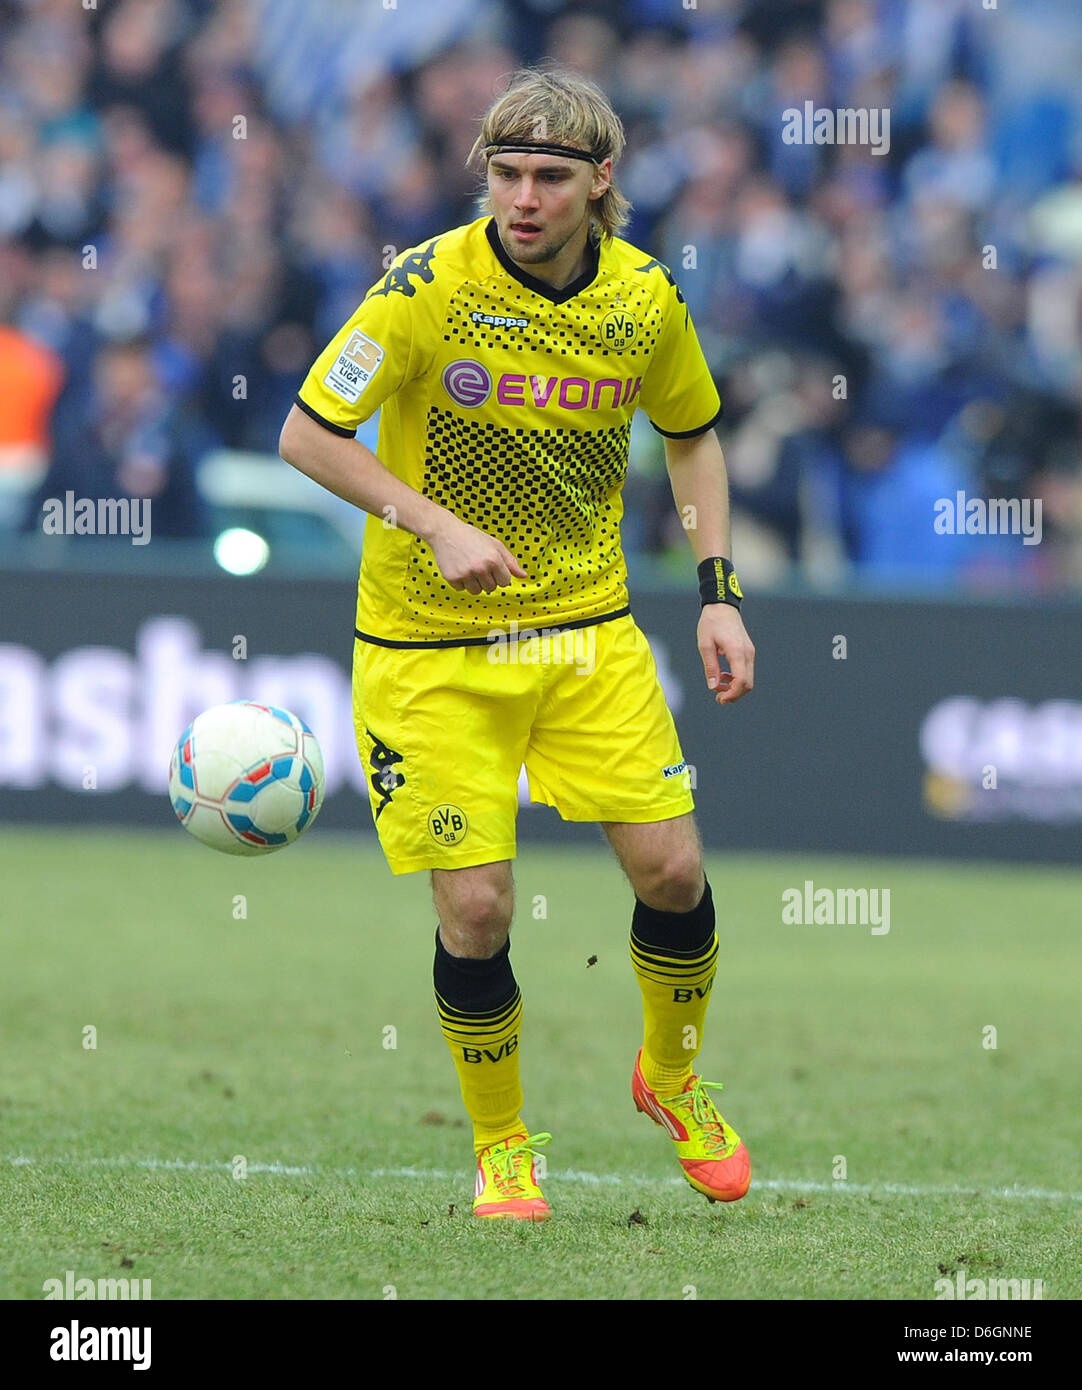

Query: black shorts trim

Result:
[650,401,723,439]
[355,605,632,649]
[293,395,358,438]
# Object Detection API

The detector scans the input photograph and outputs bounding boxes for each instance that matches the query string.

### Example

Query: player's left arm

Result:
[664,428,755,705]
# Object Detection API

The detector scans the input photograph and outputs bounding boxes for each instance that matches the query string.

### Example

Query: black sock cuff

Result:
[631,878,715,956]
[433,929,517,1015]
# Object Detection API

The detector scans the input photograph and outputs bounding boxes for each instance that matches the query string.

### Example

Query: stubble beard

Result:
[499,219,578,269]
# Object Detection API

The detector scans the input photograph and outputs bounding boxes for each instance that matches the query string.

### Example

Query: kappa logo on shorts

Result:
[428,804,468,845]
[366,729,405,819]
[662,759,688,780]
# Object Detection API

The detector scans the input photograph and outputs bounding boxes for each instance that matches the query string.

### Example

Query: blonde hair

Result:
[467,66,631,240]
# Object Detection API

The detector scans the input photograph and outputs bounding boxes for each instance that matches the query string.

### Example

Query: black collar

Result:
[484,217,600,305]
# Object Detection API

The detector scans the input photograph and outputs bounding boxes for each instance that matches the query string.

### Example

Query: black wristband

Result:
[697,556,743,609]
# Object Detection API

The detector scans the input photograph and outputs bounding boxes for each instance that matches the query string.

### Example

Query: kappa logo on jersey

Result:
[600,309,638,351]
[428,803,468,844]
[366,729,404,819]
[324,330,384,403]
[470,311,530,330]
[367,239,440,299]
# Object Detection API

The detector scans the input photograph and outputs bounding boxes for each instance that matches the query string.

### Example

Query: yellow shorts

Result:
[352,613,695,874]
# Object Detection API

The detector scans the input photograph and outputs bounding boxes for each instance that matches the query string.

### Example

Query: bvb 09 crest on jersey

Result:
[600,309,637,351]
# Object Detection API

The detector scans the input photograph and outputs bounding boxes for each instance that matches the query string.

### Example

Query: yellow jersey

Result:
[295,216,721,647]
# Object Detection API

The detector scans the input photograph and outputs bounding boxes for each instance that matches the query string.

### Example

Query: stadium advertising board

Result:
[1,571,1078,864]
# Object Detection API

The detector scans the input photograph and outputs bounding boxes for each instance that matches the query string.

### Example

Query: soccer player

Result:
[279,67,755,1221]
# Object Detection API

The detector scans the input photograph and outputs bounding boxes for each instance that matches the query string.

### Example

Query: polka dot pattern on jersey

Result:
[401,408,632,639]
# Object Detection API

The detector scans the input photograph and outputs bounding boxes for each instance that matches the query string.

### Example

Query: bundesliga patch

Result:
[324,330,384,403]
[662,760,687,780]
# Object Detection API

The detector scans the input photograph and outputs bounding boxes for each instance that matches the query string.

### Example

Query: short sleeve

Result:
[294,262,422,438]
[637,273,722,438]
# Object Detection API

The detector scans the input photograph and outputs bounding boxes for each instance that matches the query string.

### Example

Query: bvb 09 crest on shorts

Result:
[429,804,469,844]
[600,309,637,352]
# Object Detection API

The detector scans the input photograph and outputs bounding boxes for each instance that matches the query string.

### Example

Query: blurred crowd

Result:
[2,0,1082,591]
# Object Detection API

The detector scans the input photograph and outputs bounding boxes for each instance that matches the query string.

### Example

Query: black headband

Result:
[484,140,609,164]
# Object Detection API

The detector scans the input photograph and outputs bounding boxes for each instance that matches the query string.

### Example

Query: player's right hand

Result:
[427,515,528,595]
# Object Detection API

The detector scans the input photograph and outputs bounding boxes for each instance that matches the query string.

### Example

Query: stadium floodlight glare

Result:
[214,527,270,575]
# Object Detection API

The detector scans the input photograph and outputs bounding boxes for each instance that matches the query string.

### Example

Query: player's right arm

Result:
[279,244,526,596]
[278,407,524,595]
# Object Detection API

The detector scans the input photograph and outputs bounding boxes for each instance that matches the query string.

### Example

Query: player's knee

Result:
[434,870,513,957]
[635,846,704,914]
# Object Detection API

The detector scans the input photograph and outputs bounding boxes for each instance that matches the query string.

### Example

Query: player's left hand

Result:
[697,604,754,705]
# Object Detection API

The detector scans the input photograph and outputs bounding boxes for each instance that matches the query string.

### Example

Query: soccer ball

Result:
[168,701,325,855]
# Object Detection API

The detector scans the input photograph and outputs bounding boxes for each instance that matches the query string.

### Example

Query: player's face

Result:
[488,152,610,269]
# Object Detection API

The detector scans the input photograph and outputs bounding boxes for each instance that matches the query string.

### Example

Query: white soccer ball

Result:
[168,701,325,856]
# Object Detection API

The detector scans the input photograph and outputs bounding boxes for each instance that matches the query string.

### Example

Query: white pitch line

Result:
[5,1154,1082,1203]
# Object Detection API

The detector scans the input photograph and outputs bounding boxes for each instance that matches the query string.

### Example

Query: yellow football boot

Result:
[632,1050,751,1202]
[473,1131,553,1221]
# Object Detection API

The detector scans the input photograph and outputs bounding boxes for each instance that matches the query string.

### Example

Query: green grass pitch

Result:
[2,825,1080,1301]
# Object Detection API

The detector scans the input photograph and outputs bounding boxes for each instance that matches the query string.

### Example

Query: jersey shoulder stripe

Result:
[293,223,487,437]
[362,219,493,305]
[601,236,721,437]
[617,245,693,331]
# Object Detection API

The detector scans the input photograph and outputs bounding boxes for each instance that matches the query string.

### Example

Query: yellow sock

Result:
[435,985,525,1155]
[630,929,718,1096]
